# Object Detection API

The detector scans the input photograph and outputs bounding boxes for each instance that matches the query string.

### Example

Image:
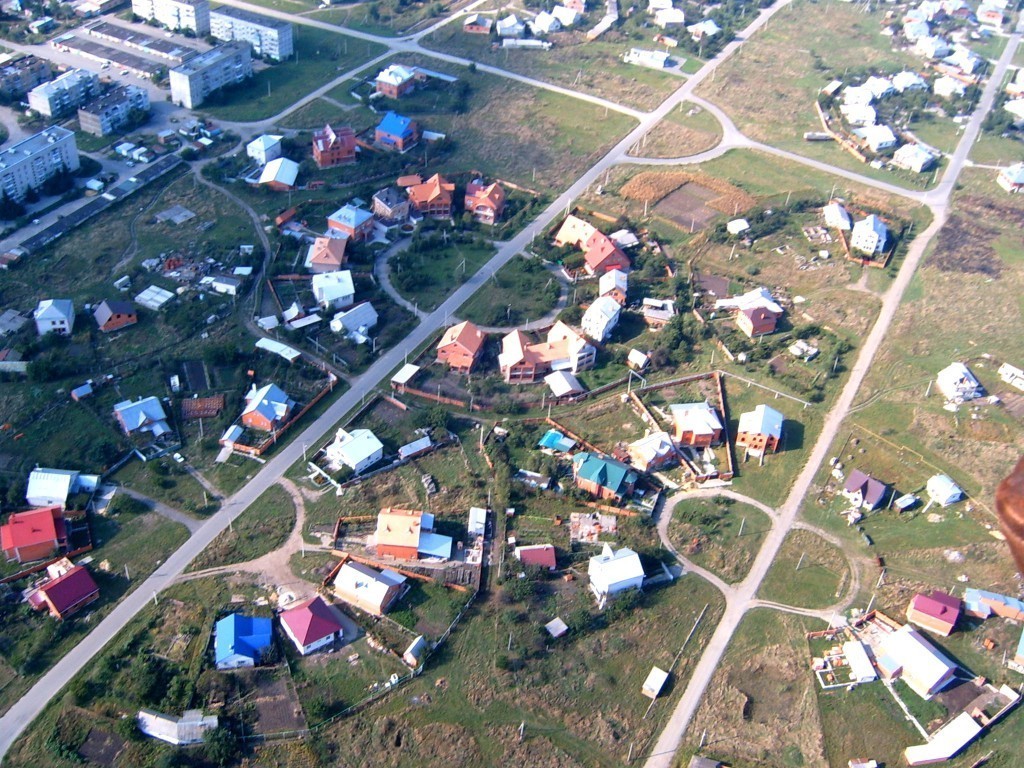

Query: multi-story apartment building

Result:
[0,55,53,102]
[27,69,101,119]
[0,127,79,202]
[169,42,251,109]
[209,7,293,61]
[77,85,151,136]
[132,0,210,36]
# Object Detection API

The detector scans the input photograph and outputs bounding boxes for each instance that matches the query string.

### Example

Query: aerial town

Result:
[0,0,1021,765]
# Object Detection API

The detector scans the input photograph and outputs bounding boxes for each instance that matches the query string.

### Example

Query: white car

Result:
[172,452,185,464]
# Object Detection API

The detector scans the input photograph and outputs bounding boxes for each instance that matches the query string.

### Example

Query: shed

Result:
[642,666,669,699]
[842,640,877,683]
[545,617,569,638]
[468,506,487,537]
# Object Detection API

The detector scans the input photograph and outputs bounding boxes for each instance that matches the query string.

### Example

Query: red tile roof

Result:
[516,544,557,569]
[280,595,343,646]
[39,565,99,616]
[584,231,627,271]
[438,320,485,355]
[910,591,962,622]
[1,506,65,554]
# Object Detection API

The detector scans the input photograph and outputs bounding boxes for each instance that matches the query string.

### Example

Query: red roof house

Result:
[514,544,557,570]
[436,320,485,373]
[464,179,506,225]
[33,564,99,619]
[583,231,630,275]
[312,124,357,169]
[279,595,344,655]
[736,306,781,338]
[906,591,962,637]
[1,505,67,563]
[407,173,455,218]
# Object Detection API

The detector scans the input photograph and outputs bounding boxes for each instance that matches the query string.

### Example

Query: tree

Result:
[0,190,24,220]
[204,726,238,767]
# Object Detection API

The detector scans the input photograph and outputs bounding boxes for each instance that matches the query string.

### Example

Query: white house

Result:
[1003,98,1024,120]
[495,14,525,37]
[599,268,628,303]
[914,35,952,59]
[996,162,1024,193]
[137,709,218,746]
[279,595,344,655]
[933,74,966,99]
[892,70,928,92]
[840,103,877,127]
[823,201,852,230]
[714,286,783,315]
[551,5,580,26]
[877,625,957,699]
[26,468,99,509]
[257,157,299,189]
[33,299,74,336]
[246,134,282,166]
[850,215,889,255]
[532,11,561,34]
[944,45,982,75]
[588,544,645,603]
[468,506,487,537]
[891,143,937,173]
[581,295,621,342]
[902,20,931,40]
[687,18,720,40]
[864,75,895,100]
[329,301,377,343]
[311,270,354,310]
[842,84,875,106]
[325,427,384,473]
[935,361,983,402]
[856,124,898,153]
[333,561,406,615]
[654,7,685,28]
[927,474,964,506]
[624,48,671,68]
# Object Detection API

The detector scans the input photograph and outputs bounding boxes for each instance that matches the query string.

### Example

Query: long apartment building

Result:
[131,0,210,36]
[0,55,53,102]
[27,68,101,119]
[169,42,251,109]
[0,127,79,202]
[78,85,151,136]
[209,6,293,61]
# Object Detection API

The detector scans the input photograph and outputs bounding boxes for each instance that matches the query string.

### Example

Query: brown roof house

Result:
[436,320,485,373]
[842,469,890,510]
[92,299,137,333]
[312,123,356,168]
[464,179,506,225]
[583,231,631,275]
[408,173,455,218]
[304,236,347,273]
[906,590,962,637]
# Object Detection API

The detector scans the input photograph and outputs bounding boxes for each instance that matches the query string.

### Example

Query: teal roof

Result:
[538,429,576,453]
[215,614,272,665]
[572,452,637,496]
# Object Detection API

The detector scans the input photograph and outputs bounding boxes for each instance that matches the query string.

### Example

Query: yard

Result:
[758,528,851,610]
[388,230,496,312]
[627,101,724,159]
[666,495,773,584]
[188,483,296,571]
[457,256,562,328]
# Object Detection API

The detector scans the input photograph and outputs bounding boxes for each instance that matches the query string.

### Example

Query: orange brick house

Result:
[1,505,67,563]
[436,320,485,372]
[240,383,295,432]
[408,173,455,218]
[305,236,347,273]
[736,305,781,338]
[375,508,424,560]
[92,299,138,333]
[312,124,357,169]
[735,404,783,457]
[583,231,631,275]
[669,401,724,447]
[464,179,506,225]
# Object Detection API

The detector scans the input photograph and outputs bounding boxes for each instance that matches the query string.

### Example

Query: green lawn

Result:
[457,256,561,327]
[276,95,372,129]
[200,27,387,121]
[389,232,495,312]
[758,529,849,609]
[187,482,295,570]
[667,496,773,584]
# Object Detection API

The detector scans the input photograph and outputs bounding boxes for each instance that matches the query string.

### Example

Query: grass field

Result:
[628,101,724,159]
[667,496,772,583]
[389,233,495,311]
[457,256,561,327]
[188,482,295,570]
[276,95,369,129]
[201,27,387,121]
[758,528,850,609]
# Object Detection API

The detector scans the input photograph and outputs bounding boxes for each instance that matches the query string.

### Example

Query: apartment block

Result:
[132,0,210,36]
[209,6,293,61]
[27,69,101,119]
[0,55,53,102]
[77,85,151,136]
[169,42,252,109]
[0,127,80,202]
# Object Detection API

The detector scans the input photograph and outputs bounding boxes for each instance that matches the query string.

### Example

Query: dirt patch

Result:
[930,213,1002,277]
[243,671,307,735]
[77,728,124,766]
[630,120,720,160]
[656,183,722,231]
[620,171,757,214]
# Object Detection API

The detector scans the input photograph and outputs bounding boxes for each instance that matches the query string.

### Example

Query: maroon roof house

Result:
[31,564,99,620]
[514,544,557,570]
[842,469,890,510]
[906,590,962,637]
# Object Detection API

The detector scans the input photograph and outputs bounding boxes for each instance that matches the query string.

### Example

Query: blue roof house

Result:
[538,429,576,454]
[375,111,419,152]
[215,614,273,670]
[572,452,637,501]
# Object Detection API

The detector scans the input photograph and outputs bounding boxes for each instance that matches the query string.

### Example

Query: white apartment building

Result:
[209,6,293,61]
[0,126,79,202]
[132,0,210,36]
[27,69,100,119]
[169,42,252,109]
[77,85,150,136]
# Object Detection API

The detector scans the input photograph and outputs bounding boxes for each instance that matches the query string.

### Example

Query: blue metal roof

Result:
[215,614,272,665]
[417,532,452,559]
[572,452,637,496]
[377,111,414,139]
[964,588,1024,619]
[538,429,576,453]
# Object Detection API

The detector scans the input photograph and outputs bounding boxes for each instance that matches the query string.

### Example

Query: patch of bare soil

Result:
[630,120,720,160]
[620,171,757,213]
[931,213,1002,277]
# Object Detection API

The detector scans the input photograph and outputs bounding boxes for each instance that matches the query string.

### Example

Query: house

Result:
[599,269,628,306]
[902,20,931,40]
[532,11,561,34]
[823,201,852,230]
[551,5,581,26]
[927,474,964,507]
[581,295,621,342]
[137,709,218,746]
[464,179,506,224]
[907,590,962,636]
[496,14,525,37]
[996,162,1024,193]
[840,103,877,127]
[933,74,966,99]
[280,595,343,655]
[398,435,432,460]
[642,298,675,328]
[207,276,240,297]
[31,562,99,619]
[246,134,282,166]
[915,35,952,59]
[943,45,982,75]
[403,635,427,668]
[33,299,74,336]
[713,286,783,317]
[935,361,983,401]
[545,370,585,398]
[258,157,299,191]
[876,625,956,699]
[408,173,456,218]
[324,427,384,474]
[514,543,557,570]
[26,467,98,509]
[654,7,685,28]
[538,428,576,454]
[736,305,781,338]
[333,560,406,615]
[978,4,1004,25]
[842,469,890,510]
[304,236,347,273]
[214,614,273,669]
[583,231,631,275]
[312,270,355,310]
[375,63,420,99]
[850,215,889,255]
[375,508,453,560]
[627,431,677,472]
[375,111,419,152]
[93,299,138,332]
[588,544,645,601]
[498,322,595,383]
[462,13,492,33]
[329,301,378,343]
[436,320,485,373]
[864,75,895,100]
[572,452,637,500]
[735,404,784,457]
[372,186,410,223]
[856,124,898,153]
[891,143,937,173]
[892,70,928,92]
[312,123,356,168]
[1,506,66,562]
[554,214,598,247]
[113,396,170,437]
[327,204,375,241]
[468,507,487,537]
[624,48,671,69]
[687,18,720,41]
[241,383,295,432]
[963,588,1024,621]
[669,401,723,447]
[1005,98,1024,120]
[842,84,875,106]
